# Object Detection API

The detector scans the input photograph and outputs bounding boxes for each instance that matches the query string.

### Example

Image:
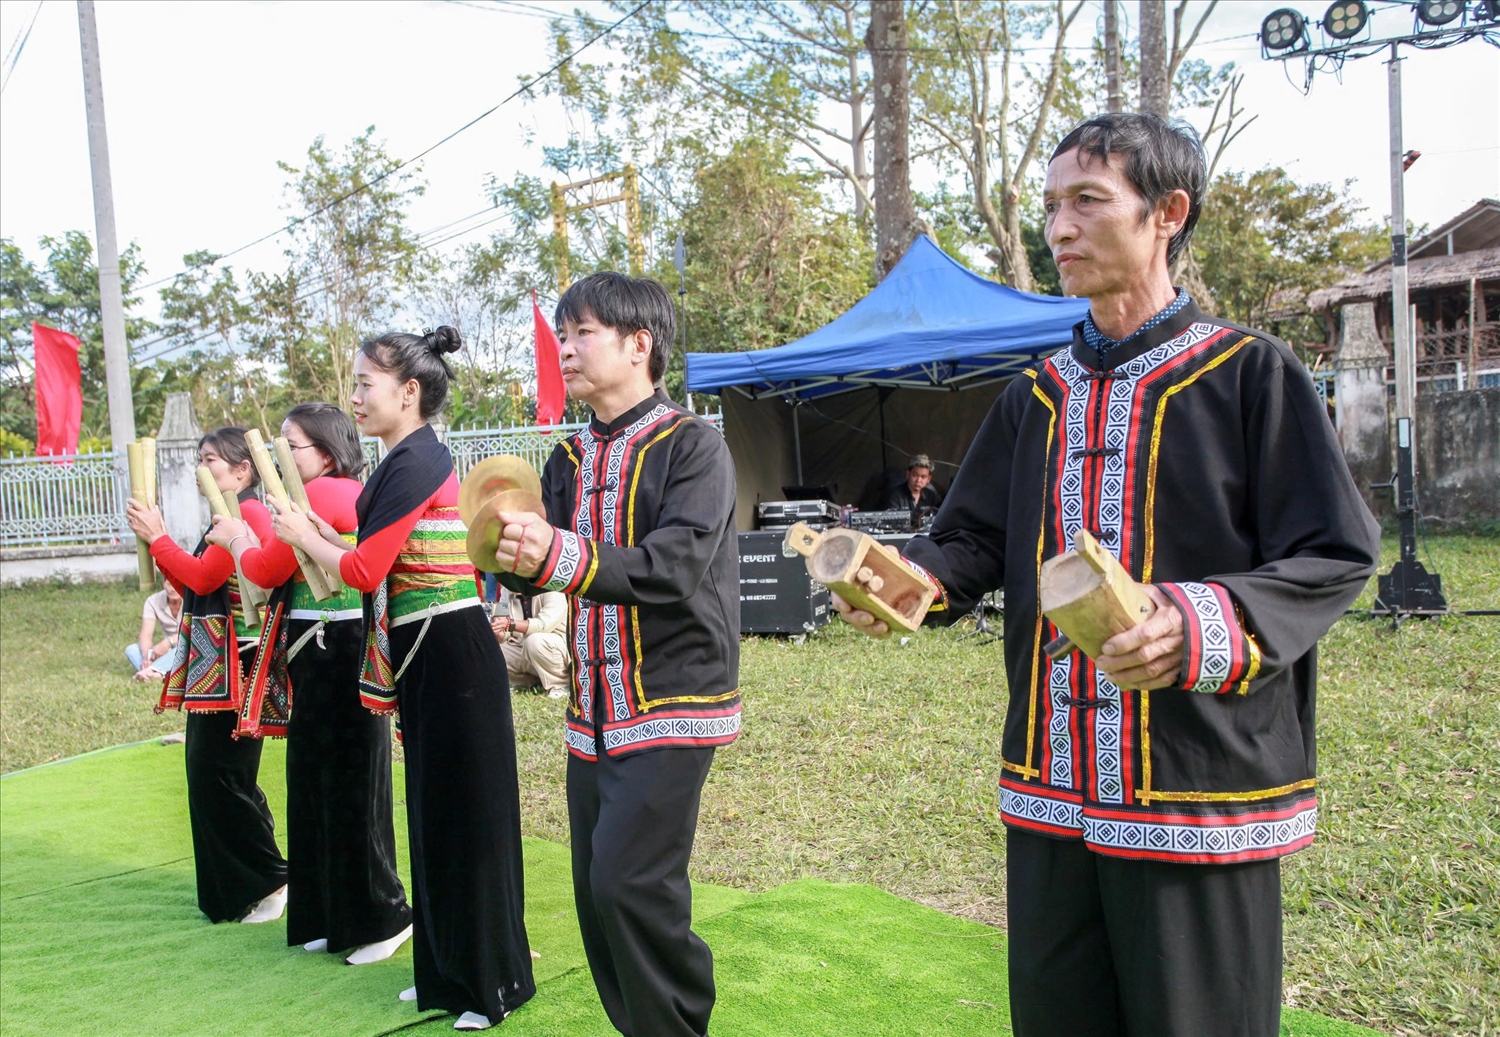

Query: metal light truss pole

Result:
[1262,13,1497,617]
[1386,44,1415,432]
[549,163,645,295]
[76,1,135,452]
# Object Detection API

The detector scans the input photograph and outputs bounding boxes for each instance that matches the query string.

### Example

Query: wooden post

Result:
[273,436,343,592]
[244,429,335,601]
[1469,277,1479,389]
[198,466,262,629]
[126,441,153,592]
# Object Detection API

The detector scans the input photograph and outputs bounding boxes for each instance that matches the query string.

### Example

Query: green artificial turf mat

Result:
[0,742,1386,1036]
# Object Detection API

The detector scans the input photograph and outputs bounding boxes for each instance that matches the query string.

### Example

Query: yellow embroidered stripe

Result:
[622,417,689,712]
[1137,333,1254,803]
[626,417,688,546]
[1136,777,1316,805]
[1014,380,1060,780]
[1142,334,1255,582]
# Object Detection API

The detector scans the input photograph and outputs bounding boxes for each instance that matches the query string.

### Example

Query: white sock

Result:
[346,924,413,966]
[398,987,418,1003]
[240,885,287,924]
[454,1012,493,1030]
[302,938,328,952]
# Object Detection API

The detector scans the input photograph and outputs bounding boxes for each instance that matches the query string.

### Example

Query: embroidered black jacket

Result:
[502,391,742,760]
[904,301,1379,864]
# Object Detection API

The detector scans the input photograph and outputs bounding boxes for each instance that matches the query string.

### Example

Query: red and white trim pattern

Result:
[1158,581,1257,694]
[1082,798,1318,864]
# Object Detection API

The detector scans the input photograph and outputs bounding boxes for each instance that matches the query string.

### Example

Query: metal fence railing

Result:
[0,450,131,549]
[5,413,724,551]
[361,411,724,479]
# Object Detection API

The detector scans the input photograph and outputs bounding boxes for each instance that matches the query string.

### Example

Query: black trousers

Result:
[1006,828,1283,1037]
[567,745,717,1037]
[284,618,411,951]
[395,607,535,1022]
[184,709,288,923]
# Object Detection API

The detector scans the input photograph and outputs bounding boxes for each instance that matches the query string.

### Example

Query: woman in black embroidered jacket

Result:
[273,329,532,1031]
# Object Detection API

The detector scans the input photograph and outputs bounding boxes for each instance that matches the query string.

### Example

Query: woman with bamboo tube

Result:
[124,426,289,925]
[207,402,413,966]
[271,328,533,1031]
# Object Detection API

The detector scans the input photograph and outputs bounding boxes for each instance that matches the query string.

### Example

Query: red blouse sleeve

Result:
[338,486,435,593]
[150,534,234,597]
[237,496,297,588]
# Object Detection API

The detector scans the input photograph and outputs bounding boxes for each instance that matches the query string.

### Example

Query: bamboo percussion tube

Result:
[273,436,343,592]
[198,466,262,628]
[127,442,154,592]
[141,437,157,505]
[218,492,268,610]
[244,429,334,601]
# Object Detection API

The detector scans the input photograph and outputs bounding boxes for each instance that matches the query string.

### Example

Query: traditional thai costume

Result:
[501,390,741,1037]
[151,493,288,923]
[902,295,1381,1035]
[343,424,533,1022]
[238,475,411,953]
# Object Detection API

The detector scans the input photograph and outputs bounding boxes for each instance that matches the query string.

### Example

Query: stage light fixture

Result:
[1322,0,1369,38]
[1415,0,1464,25]
[1261,8,1309,49]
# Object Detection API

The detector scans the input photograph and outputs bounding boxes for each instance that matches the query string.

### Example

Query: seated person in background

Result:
[884,454,943,516]
[490,587,570,698]
[125,580,183,680]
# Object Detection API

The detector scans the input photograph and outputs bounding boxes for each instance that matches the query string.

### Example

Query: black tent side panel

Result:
[722,379,1011,531]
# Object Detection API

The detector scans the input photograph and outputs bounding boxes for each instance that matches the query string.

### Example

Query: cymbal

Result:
[465,489,547,573]
[459,455,542,526]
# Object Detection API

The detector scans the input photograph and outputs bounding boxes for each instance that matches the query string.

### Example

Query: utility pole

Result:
[76,1,135,452]
[1104,1,1124,113]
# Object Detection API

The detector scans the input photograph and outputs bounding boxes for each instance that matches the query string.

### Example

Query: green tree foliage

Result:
[1192,168,1386,341]
[146,129,428,432]
[670,137,872,367]
[0,232,153,443]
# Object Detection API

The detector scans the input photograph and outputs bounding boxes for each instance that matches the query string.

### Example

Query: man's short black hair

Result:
[1051,112,1207,266]
[555,272,677,384]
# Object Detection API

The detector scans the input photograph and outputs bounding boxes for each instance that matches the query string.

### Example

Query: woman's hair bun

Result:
[424,325,463,355]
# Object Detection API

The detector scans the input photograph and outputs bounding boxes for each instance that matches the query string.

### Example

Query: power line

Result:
[135,0,651,294]
[130,200,522,365]
[1,0,44,95]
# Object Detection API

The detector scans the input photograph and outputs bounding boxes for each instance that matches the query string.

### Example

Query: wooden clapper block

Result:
[1040,529,1155,660]
[782,522,935,633]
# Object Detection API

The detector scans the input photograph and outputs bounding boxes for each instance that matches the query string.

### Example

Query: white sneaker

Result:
[346,924,413,965]
[546,688,567,699]
[240,885,287,924]
[398,986,418,1002]
[302,938,328,952]
[454,1012,493,1030]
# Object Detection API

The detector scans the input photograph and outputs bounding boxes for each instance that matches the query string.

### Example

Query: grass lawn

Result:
[2,535,1497,1036]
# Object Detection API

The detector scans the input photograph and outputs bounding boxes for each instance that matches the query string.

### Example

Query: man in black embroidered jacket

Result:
[836,114,1379,1036]
[495,272,739,1037]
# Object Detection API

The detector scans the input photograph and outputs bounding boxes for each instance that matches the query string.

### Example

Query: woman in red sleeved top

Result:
[124,426,289,926]
[274,328,533,1031]
[208,402,412,967]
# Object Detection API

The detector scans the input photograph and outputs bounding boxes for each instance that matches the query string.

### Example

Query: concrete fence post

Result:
[156,393,206,549]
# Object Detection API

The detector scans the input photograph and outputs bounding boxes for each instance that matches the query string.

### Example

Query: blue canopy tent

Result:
[683,236,1088,528]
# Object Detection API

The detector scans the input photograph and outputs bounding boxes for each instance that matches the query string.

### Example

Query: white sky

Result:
[1,0,1496,338]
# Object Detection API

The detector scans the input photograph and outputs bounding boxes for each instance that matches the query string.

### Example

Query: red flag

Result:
[32,323,83,456]
[532,290,566,425]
